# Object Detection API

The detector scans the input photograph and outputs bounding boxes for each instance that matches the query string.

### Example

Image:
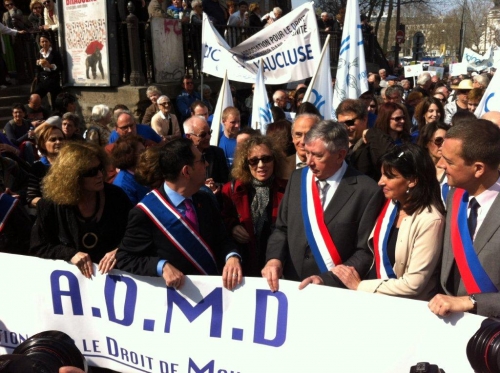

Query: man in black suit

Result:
[184,115,229,191]
[116,138,241,290]
[262,120,384,291]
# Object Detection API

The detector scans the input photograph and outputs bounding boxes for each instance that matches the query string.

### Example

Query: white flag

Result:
[251,59,273,134]
[474,68,500,118]
[332,0,369,112]
[303,35,333,119]
[462,47,495,72]
[210,71,234,146]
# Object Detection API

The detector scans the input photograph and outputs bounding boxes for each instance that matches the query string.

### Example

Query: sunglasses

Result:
[5,3,13,6]
[390,116,405,121]
[340,118,358,127]
[189,130,212,139]
[42,1,50,4]
[82,164,104,178]
[369,104,377,109]
[432,137,444,146]
[193,153,206,164]
[247,155,274,166]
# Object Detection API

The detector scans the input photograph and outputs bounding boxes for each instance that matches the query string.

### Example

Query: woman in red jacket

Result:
[221,135,287,276]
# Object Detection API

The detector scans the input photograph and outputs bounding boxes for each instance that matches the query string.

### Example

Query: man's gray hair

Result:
[183,116,208,134]
[417,72,431,86]
[304,120,349,153]
[291,113,321,132]
[386,85,404,98]
[474,74,490,87]
[91,104,110,122]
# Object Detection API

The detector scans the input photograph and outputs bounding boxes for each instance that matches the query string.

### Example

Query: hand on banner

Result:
[222,256,242,291]
[331,265,361,290]
[428,294,474,316]
[98,248,118,274]
[261,259,283,292]
[298,275,324,290]
[232,225,250,244]
[71,252,94,279]
[162,262,185,289]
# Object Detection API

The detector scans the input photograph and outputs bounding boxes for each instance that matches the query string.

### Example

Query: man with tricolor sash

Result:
[262,120,384,291]
[429,119,500,318]
[116,138,242,290]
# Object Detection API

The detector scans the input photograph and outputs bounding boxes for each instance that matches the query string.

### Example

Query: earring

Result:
[406,187,410,194]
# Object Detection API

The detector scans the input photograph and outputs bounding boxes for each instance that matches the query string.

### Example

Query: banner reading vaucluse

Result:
[0,253,483,372]
[62,0,110,86]
[202,2,321,84]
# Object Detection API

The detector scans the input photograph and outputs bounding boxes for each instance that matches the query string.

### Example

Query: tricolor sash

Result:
[373,199,398,279]
[0,193,18,233]
[440,173,450,205]
[138,190,218,275]
[450,188,498,293]
[301,168,342,272]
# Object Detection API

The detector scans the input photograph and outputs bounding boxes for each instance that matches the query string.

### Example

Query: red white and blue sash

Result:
[0,193,18,232]
[301,168,342,272]
[138,190,218,275]
[373,199,398,279]
[450,188,498,293]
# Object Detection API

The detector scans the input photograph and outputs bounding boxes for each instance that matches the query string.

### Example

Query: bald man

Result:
[24,94,49,126]
[482,111,500,128]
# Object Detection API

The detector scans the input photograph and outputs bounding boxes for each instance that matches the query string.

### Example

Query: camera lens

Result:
[467,320,500,373]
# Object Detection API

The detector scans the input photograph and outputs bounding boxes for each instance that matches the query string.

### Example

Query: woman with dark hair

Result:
[296,101,320,116]
[111,134,149,205]
[30,142,132,279]
[266,120,294,156]
[332,143,445,300]
[293,87,307,112]
[221,135,287,276]
[34,33,63,110]
[413,96,444,137]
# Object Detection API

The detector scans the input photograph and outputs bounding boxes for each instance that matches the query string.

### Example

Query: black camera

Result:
[409,362,443,373]
[0,330,87,373]
[467,319,500,373]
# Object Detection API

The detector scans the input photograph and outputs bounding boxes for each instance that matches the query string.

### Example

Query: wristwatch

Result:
[469,294,478,312]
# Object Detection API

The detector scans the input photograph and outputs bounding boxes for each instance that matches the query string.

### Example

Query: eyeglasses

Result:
[193,153,206,164]
[117,123,135,131]
[81,164,104,178]
[340,118,358,127]
[47,136,64,142]
[390,116,405,122]
[159,102,171,106]
[5,2,13,6]
[247,155,274,166]
[457,90,469,95]
[189,130,212,138]
[432,137,444,146]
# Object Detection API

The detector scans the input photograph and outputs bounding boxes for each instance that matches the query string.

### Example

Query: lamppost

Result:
[458,0,468,61]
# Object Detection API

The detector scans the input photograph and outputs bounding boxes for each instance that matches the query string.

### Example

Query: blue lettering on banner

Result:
[160,360,179,373]
[485,92,495,112]
[310,89,326,114]
[165,287,223,338]
[188,358,214,373]
[106,336,154,370]
[253,290,288,347]
[105,275,137,326]
[50,270,84,316]
[204,45,221,62]
[259,44,314,72]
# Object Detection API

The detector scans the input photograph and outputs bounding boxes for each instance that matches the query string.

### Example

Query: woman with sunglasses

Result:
[41,0,58,31]
[27,123,64,208]
[413,96,445,139]
[331,144,445,300]
[28,0,44,31]
[221,135,287,276]
[30,142,132,279]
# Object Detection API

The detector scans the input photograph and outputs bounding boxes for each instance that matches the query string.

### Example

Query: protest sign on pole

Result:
[202,2,321,84]
[474,68,500,117]
[303,35,333,119]
[332,0,369,112]
[251,59,273,134]
[428,66,444,79]
[210,70,233,146]
[403,64,423,78]
[462,47,495,72]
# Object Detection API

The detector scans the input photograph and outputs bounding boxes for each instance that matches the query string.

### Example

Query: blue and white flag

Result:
[462,47,495,72]
[474,68,500,118]
[303,35,333,119]
[210,70,234,146]
[251,59,273,134]
[332,0,369,113]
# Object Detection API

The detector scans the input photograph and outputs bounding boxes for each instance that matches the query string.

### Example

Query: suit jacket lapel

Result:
[323,167,356,225]
[474,193,500,255]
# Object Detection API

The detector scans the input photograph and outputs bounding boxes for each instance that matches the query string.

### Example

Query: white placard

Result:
[428,66,444,79]
[404,64,423,78]
[449,62,468,76]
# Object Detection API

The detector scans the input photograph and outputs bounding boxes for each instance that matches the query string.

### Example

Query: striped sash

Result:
[373,199,398,279]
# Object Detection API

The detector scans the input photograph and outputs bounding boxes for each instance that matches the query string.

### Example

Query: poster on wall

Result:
[62,0,110,86]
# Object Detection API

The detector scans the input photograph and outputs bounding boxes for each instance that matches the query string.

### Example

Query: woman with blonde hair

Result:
[221,135,287,276]
[30,142,132,278]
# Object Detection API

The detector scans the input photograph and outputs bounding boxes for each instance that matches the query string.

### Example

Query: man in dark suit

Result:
[262,120,384,291]
[116,138,241,290]
[336,99,380,181]
[429,119,500,317]
[184,115,229,191]
[284,113,320,179]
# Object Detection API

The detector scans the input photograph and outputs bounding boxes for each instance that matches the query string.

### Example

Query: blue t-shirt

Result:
[218,133,237,169]
[113,170,150,205]
[108,124,162,144]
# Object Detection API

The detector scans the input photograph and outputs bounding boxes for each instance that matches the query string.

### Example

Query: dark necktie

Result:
[183,199,199,232]
[297,162,307,169]
[467,197,480,240]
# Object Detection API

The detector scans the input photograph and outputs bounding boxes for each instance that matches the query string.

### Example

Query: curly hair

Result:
[111,133,145,170]
[134,146,163,189]
[231,135,286,183]
[42,142,109,205]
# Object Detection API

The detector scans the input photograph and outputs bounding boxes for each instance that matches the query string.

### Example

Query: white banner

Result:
[449,62,468,76]
[462,47,494,72]
[0,253,485,372]
[303,35,333,119]
[202,2,321,84]
[428,66,444,79]
[62,0,110,86]
[404,64,423,78]
[474,67,500,117]
[209,71,233,146]
[332,0,369,110]
[251,59,273,133]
